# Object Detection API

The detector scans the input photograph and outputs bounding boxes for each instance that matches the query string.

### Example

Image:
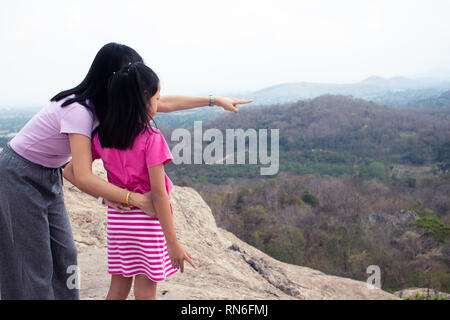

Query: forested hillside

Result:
[164,95,450,293]
[407,90,450,110]
[165,95,450,185]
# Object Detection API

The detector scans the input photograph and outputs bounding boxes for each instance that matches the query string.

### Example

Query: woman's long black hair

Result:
[98,62,160,150]
[51,42,143,124]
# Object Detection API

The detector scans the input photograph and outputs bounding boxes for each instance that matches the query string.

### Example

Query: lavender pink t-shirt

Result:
[91,127,174,196]
[10,94,99,168]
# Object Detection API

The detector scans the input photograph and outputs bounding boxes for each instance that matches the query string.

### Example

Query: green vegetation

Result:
[409,200,435,217]
[401,290,447,300]
[167,95,450,187]
[164,95,450,293]
[262,224,306,265]
[301,190,319,207]
[408,200,450,243]
[433,141,450,173]
[191,171,450,293]
[409,217,450,243]
[399,131,416,138]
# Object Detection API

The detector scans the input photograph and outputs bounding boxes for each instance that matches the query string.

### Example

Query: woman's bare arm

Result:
[62,161,77,186]
[157,95,253,114]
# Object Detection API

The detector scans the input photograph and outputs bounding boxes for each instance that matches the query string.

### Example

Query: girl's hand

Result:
[104,199,132,212]
[215,97,253,114]
[167,241,197,273]
[130,192,157,217]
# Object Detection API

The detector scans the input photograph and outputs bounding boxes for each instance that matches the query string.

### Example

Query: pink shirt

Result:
[10,94,99,168]
[91,127,174,196]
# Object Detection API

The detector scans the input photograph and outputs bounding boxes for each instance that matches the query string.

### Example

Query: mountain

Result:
[407,90,450,109]
[228,76,450,108]
[153,76,450,130]
[68,160,396,300]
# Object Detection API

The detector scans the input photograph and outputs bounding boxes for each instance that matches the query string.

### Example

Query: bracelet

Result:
[125,191,131,206]
[209,94,215,107]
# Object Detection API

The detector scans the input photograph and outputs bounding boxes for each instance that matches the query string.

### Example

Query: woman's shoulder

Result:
[50,94,93,117]
[63,95,94,114]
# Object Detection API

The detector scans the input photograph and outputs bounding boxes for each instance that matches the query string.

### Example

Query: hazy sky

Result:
[1,0,450,106]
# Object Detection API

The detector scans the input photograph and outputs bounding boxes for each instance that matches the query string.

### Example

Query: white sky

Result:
[1,0,450,106]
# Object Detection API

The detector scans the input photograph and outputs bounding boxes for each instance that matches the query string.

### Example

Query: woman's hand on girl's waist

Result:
[104,198,133,212]
[128,191,157,217]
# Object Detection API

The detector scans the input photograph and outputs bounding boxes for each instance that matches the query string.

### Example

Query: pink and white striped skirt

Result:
[106,207,178,282]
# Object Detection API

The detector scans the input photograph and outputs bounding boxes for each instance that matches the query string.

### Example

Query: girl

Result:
[0,41,252,300]
[64,62,197,300]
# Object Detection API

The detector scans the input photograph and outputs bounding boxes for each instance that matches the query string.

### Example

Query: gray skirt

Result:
[0,143,79,300]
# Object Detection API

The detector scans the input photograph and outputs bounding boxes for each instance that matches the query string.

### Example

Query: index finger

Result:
[237,99,253,105]
[185,254,198,270]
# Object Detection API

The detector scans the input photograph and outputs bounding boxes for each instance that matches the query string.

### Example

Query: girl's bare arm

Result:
[64,133,155,215]
[148,163,197,273]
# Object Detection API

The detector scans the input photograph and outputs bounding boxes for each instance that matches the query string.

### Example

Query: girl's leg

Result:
[133,274,157,300]
[106,275,133,300]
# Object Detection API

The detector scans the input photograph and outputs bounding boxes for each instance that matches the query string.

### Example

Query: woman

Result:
[0,42,252,300]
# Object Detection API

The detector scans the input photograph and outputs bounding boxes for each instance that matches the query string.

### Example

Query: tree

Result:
[433,141,450,173]
[302,190,319,207]
[264,224,306,265]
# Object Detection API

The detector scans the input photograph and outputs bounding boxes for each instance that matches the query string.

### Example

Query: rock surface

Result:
[361,210,419,233]
[65,160,396,300]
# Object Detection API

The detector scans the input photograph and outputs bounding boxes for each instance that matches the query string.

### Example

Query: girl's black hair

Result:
[51,42,143,121]
[97,62,160,150]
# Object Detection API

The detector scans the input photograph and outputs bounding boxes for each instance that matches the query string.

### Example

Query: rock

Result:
[66,160,396,300]
[363,210,419,232]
